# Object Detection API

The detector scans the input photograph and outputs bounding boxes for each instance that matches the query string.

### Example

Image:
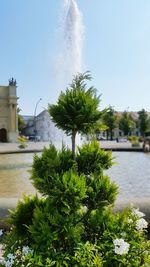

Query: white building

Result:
[23,110,82,149]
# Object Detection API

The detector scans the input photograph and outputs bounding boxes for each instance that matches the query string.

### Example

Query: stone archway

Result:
[0,128,7,142]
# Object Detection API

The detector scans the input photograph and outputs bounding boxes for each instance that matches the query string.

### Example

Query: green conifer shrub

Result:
[49,71,103,159]
[30,144,76,195]
[1,73,150,267]
[76,141,113,175]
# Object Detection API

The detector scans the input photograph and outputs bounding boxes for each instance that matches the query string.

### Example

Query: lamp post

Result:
[34,98,42,142]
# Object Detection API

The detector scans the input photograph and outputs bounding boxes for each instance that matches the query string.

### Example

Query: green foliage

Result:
[10,195,44,238]
[28,192,86,256]
[119,111,135,136]
[30,144,76,195]
[128,136,138,142]
[48,71,103,158]
[102,106,117,140]
[95,208,150,267]
[2,139,119,265]
[4,195,45,253]
[30,141,115,198]
[73,242,103,266]
[17,108,26,133]
[1,73,150,266]
[18,135,27,149]
[49,72,101,136]
[84,174,118,210]
[128,136,140,147]
[76,141,113,175]
[138,109,150,137]
[2,205,150,267]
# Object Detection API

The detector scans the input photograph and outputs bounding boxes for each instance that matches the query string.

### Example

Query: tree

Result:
[2,74,150,266]
[119,111,135,136]
[138,109,150,137]
[17,108,26,134]
[102,106,117,140]
[49,72,103,159]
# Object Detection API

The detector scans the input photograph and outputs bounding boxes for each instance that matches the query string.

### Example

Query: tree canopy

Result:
[119,111,135,136]
[102,106,117,140]
[138,109,150,137]
[49,72,103,158]
[17,108,26,134]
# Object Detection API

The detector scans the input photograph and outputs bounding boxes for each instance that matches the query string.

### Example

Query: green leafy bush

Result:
[128,136,140,148]
[3,195,45,254]
[18,135,27,149]
[1,143,150,266]
[128,136,138,142]
[76,141,113,175]
[73,242,103,266]
[1,72,150,267]
[1,201,150,266]
[30,144,76,195]
[87,207,150,266]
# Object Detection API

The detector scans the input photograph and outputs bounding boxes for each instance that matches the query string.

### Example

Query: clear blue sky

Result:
[0,0,150,115]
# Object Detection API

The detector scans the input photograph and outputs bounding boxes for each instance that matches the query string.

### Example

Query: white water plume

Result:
[56,0,84,87]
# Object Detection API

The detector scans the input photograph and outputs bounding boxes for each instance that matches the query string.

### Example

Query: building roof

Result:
[116,111,150,120]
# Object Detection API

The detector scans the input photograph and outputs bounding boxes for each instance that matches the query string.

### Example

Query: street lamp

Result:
[34,98,42,142]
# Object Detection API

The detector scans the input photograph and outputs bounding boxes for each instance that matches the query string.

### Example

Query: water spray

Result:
[58,0,84,86]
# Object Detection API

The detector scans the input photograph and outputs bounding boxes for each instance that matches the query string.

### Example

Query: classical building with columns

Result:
[0,78,18,142]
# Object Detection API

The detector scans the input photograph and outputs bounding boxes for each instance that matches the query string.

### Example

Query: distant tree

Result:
[138,109,150,137]
[48,71,103,159]
[102,106,117,140]
[119,111,135,136]
[17,108,26,134]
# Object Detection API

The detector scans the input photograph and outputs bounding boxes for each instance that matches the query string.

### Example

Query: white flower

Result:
[7,253,15,262]
[3,253,16,267]
[113,238,130,255]
[0,229,3,236]
[132,208,145,218]
[87,174,94,181]
[135,218,148,231]
[81,205,88,213]
[22,246,33,256]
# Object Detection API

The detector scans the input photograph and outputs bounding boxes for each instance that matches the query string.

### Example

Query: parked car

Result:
[28,135,41,141]
[28,135,35,141]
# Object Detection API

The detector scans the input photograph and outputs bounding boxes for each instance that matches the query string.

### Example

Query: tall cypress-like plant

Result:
[48,71,102,159]
[1,73,150,267]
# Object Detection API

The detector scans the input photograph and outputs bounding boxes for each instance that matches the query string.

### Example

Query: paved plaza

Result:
[0,141,50,153]
[0,140,142,154]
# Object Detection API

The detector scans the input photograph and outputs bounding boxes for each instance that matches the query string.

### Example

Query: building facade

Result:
[22,110,72,148]
[96,111,150,140]
[0,79,18,142]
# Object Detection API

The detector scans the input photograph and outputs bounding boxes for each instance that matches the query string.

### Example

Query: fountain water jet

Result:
[57,0,84,86]
[50,0,84,148]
